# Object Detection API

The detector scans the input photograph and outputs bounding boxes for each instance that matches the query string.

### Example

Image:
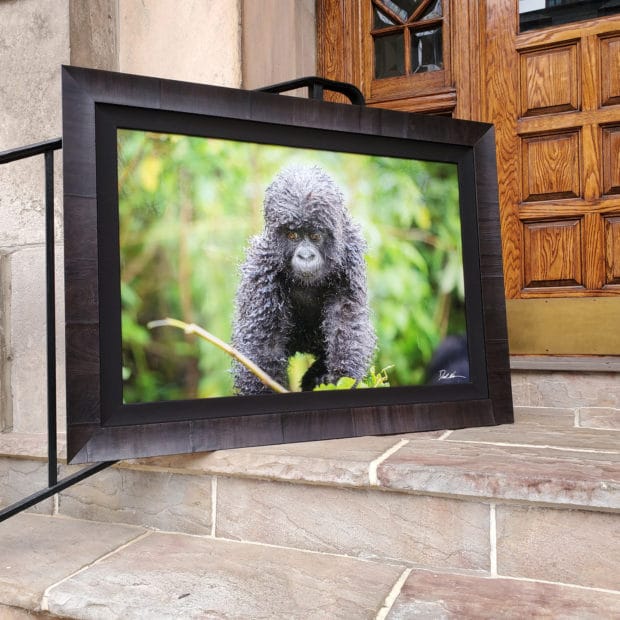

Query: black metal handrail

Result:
[255,76,365,105]
[0,138,115,523]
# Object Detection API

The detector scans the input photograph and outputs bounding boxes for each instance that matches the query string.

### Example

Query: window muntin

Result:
[372,0,444,79]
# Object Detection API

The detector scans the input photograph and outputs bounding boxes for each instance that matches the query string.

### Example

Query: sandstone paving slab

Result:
[45,530,405,619]
[123,435,417,487]
[579,407,620,430]
[0,513,145,611]
[58,465,212,535]
[496,505,620,590]
[0,603,42,618]
[216,476,490,571]
[512,371,620,409]
[0,459,54,515]
[377,439,620,509]
[447,424,620,452]
[0,433,66,460]
[512,406,576,427]
[386,569,620,619]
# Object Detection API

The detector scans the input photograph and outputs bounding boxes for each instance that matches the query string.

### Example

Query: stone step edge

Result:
[2,514,619,618]
[3,430,618,512]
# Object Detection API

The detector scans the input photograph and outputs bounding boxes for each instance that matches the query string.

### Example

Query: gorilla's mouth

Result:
[295,268,322,283]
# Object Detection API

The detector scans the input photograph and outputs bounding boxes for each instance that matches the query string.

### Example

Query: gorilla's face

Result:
[282,227,328,285]
[262,166,352,284]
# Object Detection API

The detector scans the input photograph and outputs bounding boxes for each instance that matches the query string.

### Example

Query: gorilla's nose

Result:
[297,247,316,262]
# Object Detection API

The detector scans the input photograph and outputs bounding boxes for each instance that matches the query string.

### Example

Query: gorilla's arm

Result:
[320,223,376,384]
[231,238,292,394]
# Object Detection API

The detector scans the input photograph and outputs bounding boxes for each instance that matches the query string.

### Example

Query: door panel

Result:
[606,216,620,284]
[601,34,620,105]
[473,5,620,301]
[521,131,581,201]
[523,219,583,289]
[520,43,580,117]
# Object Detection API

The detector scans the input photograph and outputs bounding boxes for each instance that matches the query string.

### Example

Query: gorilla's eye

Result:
[287,230,299,240]
[309,232,322,242]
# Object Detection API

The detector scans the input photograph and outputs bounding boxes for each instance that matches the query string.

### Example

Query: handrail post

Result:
[45,149,58,487]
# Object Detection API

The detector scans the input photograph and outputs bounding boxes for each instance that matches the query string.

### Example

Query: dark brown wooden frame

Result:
[62,65,512,464]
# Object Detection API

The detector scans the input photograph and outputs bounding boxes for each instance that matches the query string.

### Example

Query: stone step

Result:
[0,512,619,619]
[1,418,619,594]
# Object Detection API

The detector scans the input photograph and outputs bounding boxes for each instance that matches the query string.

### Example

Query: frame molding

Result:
[62,65,512,463]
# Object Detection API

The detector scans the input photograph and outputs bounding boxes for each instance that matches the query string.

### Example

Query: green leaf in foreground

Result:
[313,365,393,391]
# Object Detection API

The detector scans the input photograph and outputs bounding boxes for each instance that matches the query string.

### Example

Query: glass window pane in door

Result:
[419,0,442,20]
[411,27,442,73]
[377,0,424,21]
[374,6,397,29]
[375,33,406,78]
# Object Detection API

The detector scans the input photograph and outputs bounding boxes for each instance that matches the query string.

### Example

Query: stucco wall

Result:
[0,1,70,432]
[119,0,241,86]
[0,0,244,434]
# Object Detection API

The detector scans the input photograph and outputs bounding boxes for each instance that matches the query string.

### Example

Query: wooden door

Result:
[317,0,620,355]
[483,2,620,354]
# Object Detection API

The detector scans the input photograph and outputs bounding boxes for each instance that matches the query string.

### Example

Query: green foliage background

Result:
[118,130,464,403]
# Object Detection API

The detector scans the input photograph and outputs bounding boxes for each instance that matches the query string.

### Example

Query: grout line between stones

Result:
[574,408,581,428]
[368,439,409,486]
[211,476,217,538]
[39,529,153,612]
[375,567,412,620]
[155,526,413,567]
[489,503,497,577]
[500,574,620,595]
[444,439,619,455]
[438,430,453,440]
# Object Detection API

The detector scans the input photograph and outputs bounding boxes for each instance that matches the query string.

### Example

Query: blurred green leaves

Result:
[118,130,464,403]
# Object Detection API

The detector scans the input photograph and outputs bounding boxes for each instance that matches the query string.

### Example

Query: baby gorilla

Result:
[232,165,376,395]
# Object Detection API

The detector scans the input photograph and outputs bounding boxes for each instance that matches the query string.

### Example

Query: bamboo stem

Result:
[147,318,290,394]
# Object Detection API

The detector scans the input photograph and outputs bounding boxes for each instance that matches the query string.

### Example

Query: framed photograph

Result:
[62,65,512,463]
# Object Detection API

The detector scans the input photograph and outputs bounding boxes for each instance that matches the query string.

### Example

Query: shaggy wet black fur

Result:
[232,165,376,394]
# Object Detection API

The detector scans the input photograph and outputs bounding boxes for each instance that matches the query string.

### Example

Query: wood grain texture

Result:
[582,122,602,202]
[602,125,620,195]
[480,1,522,297]
[520,43,579,117]
[190,414,285,452]
[523,219,583,288]
[317,1,485,118]
[583,212,605,290]
[316,0,364,103]
[483,8,620,301]
[518,106,620,134]
[522,131,581,201]
[352,401,496,436]
[600,34,620,106]
[604,216,620,285]
[581,34,598,112]
[517,197,620,219]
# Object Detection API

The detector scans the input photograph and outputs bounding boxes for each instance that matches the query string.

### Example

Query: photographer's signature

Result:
[438,369,467,381]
